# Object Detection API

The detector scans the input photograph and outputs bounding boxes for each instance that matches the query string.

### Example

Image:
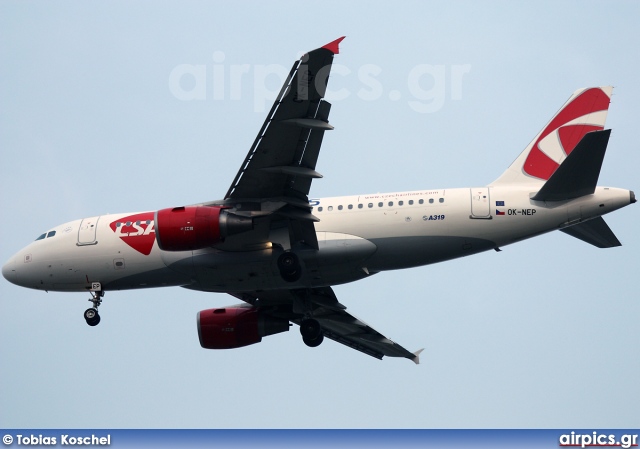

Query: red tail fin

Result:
[492,87,613,185]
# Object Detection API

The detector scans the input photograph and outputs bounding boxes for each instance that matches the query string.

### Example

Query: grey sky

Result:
[1,1,639,428]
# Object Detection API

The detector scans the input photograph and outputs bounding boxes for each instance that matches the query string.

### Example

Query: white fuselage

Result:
[1,185,632,294]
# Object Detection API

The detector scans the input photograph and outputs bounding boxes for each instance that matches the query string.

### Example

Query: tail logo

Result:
[523,88,610,180]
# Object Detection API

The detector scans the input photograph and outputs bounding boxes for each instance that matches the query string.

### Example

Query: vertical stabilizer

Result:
[491,87,613,186]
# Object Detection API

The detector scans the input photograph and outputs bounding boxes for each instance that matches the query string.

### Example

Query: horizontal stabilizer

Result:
[532,130,610,201]
[560,217,621,248]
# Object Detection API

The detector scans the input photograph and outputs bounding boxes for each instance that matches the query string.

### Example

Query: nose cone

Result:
[2,256,18,285]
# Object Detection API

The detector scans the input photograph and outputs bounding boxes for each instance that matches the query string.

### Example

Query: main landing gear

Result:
[84,288,103,326]
[300,318,324,347]
[277,252,302,282]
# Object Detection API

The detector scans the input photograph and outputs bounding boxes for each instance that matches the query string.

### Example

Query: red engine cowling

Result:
[155,206,252,252]
[197,307,290,349]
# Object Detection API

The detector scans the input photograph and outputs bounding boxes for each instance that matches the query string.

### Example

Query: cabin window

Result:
[358,204,363,209]
[399,201,404,206]
[338,205,343,210]
[429,198,434,204]
[348,205,353,210]
[368,203,373,208]
[328,206,333,211]
[388,201,393,207]
[439,198,444,203]
[419,199,424,204]
[408,200,414,205]
[318,207,323,212]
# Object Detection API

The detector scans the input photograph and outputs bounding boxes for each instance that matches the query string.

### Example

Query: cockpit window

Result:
[35,230,57,241]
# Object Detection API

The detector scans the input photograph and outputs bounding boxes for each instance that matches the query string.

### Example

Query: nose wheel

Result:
[84,307,101,326]
[84,287,103,326]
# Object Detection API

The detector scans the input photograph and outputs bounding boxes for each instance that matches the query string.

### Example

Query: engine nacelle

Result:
[155,206,253,251]
[197,307,290,349]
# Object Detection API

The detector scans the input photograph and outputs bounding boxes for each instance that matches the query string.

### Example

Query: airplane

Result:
[2,37,635,363]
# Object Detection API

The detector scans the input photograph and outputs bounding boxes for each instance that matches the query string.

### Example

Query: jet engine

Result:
[197,307,290,349]
[154,206,253,251]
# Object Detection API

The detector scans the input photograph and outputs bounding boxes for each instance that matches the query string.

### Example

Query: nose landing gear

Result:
[84,284,103,326]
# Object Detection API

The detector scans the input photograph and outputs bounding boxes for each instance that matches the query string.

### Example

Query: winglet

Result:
[322,36,346,54]
[411,348,425,365]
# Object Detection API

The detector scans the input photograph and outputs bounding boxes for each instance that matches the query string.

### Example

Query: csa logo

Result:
[109,212,156,255]
[523,87,609,180]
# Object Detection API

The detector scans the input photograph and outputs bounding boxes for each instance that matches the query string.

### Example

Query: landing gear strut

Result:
[300,318,323,347]
[84,289,103,326]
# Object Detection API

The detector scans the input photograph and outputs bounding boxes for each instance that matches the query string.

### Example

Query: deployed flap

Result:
[218,38,344,251]
[225,38,343,202]
[228,286,422,363]
[531,130,610,201]
[560,217,621,248]
[318,311,423,363]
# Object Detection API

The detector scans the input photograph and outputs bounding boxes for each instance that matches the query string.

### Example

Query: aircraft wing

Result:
[213,37,345,251]
[230,287,424,364]
[214,39,422,363]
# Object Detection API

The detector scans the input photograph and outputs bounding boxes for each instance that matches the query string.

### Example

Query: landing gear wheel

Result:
[89,313,101,326]
[84,308,101,326]
[303,333,324,348]
[299,318,321,340]
[277,252,301,282]
[85,288,104,326]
